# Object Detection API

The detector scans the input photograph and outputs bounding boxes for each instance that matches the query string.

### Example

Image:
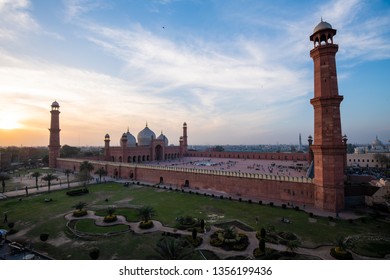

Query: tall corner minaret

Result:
[310,20,346,212]
[182,122,188,154]
[49,101,61,168]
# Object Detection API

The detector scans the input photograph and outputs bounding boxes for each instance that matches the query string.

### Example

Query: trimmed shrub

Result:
[139,220,154,229]
[103,215,117,223]
[259,238,266,252]
[282,204,286,209]
[294,206,300,211]
[260,228,266,239]
[238,198,242,202]
[330,247,353,260]
[259,200,262,205]
[248,199,252,204]
[66,188,89,196]
[73,209,88,217]
[89,247,100,260]
[309,212,314,218]
[269,202,274,207]
[40,233,49,242]
[328,216,334,222]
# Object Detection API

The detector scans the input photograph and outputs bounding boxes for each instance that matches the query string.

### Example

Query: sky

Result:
[0,0,389,147]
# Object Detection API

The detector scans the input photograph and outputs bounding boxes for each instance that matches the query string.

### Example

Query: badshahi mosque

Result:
[49,21,350,212]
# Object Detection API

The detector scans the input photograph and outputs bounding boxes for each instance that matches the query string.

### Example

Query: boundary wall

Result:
[57,158,315,206]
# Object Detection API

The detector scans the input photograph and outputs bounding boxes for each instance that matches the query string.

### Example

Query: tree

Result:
[60,145,80,158]
[0,173,10,193]
[373,153,390,168]
[94,167,107,182]
[73,202,87,212]
[79,161,94,184]
[64,169,72,189]
[31,171,41,190]
[42,173,58,193]
[154,237,193,260]
[286,240,300,256]
[137,205,156,223]
[259,238,266,253]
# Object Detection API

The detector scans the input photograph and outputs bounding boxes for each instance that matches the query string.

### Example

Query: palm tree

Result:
[0,173,10,193]
[154,237,193,260]
[94,167,107,183]
[79,161,94,185]
[73,202,87,212]
[335,236,347,253]
[286,240,300,256]
[137,205,156,223]
[31,171,41,190]
[64,169,72,189]
[42,173,58,193]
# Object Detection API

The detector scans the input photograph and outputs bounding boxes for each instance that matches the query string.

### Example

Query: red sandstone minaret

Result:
[49,101,61,168]
[182,122,188,155]
[104,133,111,161]
[310,20,346,212]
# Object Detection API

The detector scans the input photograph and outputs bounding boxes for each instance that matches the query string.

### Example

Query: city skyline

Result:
[0,0,389,147]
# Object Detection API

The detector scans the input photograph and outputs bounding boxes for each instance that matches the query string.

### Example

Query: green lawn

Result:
[1,182,389,259]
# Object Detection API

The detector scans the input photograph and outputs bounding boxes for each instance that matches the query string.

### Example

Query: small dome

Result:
[137,123,156,146]
[51,101,60,107]
[119,129,137,147]
[125,130,137,147]
[105,133,110,140]
[157,131,169,146]
[313,20,332,33]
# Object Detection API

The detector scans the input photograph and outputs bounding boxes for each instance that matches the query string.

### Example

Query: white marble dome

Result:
[137,123,156,146]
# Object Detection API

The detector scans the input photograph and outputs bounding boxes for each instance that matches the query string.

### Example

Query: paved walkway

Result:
[63,210,381,260]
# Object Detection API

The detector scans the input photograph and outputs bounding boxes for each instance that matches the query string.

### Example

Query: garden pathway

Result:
[64,211,382,260]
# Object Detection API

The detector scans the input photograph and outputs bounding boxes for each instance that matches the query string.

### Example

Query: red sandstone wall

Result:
[57,159,315,206]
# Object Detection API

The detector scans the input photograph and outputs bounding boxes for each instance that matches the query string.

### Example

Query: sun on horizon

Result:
[0,111,24,130]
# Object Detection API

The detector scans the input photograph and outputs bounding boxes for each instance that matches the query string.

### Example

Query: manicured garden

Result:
[1,182,390,259]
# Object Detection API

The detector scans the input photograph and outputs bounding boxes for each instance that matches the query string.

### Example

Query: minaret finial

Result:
[127,126,129,133]
[146,121,148,127]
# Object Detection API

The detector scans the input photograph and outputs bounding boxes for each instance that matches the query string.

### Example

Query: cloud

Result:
[0,0,39,40]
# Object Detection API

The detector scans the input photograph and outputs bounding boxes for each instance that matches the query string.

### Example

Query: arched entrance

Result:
[155,145,163,161]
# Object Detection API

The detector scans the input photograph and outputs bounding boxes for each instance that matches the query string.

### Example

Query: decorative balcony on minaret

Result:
[310,20,347,212]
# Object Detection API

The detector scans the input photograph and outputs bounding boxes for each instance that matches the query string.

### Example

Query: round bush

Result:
[103,215,117,223]
[330,247,353,260]
[139,220,154,229]
[73,209,88,217]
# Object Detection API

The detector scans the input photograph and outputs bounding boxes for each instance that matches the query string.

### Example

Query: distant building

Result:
[348,136,390,168]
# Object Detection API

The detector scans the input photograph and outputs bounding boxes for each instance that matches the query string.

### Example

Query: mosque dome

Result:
[157,131,169,146]
[371,136,383,147]
[137,123,156,146]
[51,101,60,107]
[125,130,137,147]
[119,129,137,147]
[313,20,332,33]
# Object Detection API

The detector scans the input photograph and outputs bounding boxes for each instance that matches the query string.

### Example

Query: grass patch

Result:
[74,219,129,234]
